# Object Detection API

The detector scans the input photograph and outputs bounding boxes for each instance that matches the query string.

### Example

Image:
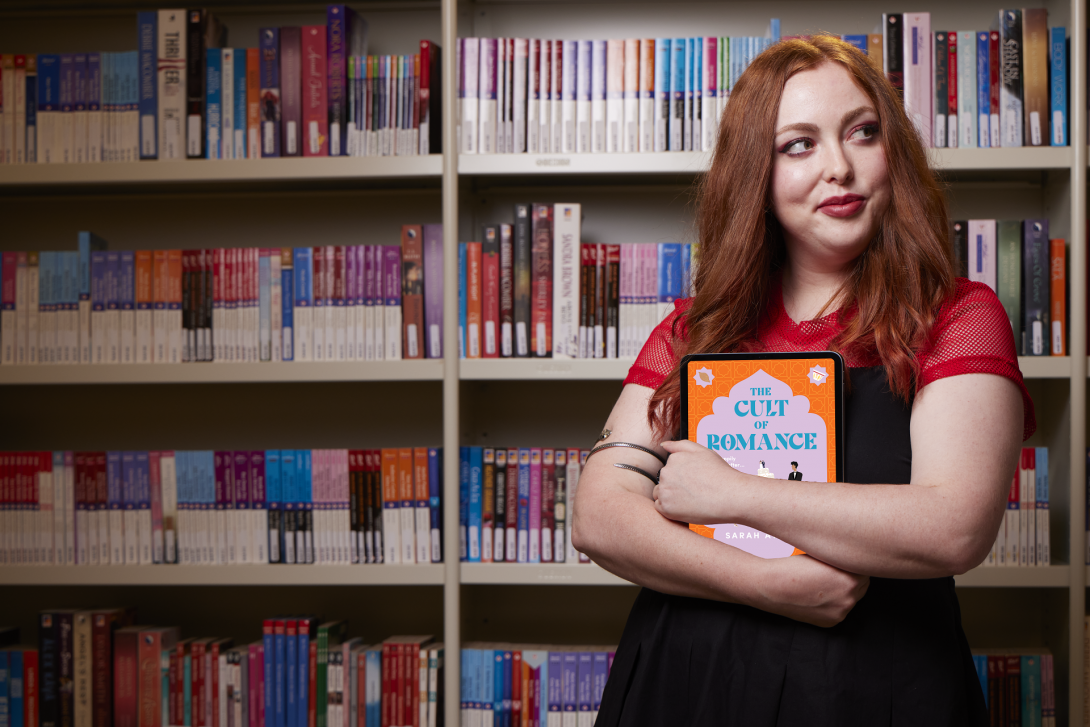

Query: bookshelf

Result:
[0,0,1086,725]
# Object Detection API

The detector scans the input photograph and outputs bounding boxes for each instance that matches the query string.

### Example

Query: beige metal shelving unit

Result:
[0,0,1087,723]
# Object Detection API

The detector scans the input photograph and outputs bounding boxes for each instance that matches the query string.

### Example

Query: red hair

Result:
[648,35,954,436]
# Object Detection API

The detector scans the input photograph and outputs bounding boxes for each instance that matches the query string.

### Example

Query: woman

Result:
[573,36,1034,726]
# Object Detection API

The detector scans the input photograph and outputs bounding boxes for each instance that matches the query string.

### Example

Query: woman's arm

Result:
[654,373,1023,578]
[572,383,870,627]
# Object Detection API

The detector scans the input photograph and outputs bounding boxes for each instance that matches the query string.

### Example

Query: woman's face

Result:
[771,62,891,272]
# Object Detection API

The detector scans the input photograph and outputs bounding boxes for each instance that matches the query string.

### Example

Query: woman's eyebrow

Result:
[775,106,877,136]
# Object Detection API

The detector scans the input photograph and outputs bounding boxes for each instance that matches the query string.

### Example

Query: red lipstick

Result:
[818,193,865,218]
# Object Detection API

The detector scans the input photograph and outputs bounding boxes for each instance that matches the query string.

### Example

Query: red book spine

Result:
[381,644,391,727]
[307,642,316,727]
[540,449,555,562]
[169,646,180,727]
[989,30,1000,146]
[482,239,500,358]
[91,613,114,727]
[210,643,221,727]
[498,225,514,357]
[334,245,346,360]
[530,204,553,357]
[510,651,521,726]
[1050,238,1066,355]
[192,642,206,727]
[356,650,366,727]
[113,630,140,727]
[1005,655,1021,725]
[419,42,432,152]
[406,644,417,727]
[505,448,518,561]
[213,248,225,361]
[302,25,329,156]
[400,225,424,359]
[137,633,161,727]
[466,242,482,358]
[25,650,39,727]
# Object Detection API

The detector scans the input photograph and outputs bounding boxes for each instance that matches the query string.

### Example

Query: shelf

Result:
[0,564,446,586]
[460,562,633,585]
[955,565,1069,587]
[459,358,632,380]
[930,146,1072,170]
[0,360,444,385]
[0,155,442,191]
[1019,356,1071,379]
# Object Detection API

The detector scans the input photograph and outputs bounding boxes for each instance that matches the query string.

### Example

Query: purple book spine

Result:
[373,245,385,306]
[60,54,75,162]
[250,450,266,513]
[562,652,578,719]
[279,27,302,156]
[384,246,401,308]
[236,451,251,560]
[529,448,542,563]
[259,28,281,157]
[548,653,563,720]
[423,223,443,358]
[326,5,347,155]
[363,245,374,313]
[577,652,593,719]
[592,653,608,714]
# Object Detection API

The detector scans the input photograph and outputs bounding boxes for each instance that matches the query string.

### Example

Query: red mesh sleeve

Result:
[918,279,1036,440]
[623,298,694,389]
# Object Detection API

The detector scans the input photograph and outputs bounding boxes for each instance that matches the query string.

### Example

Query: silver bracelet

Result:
[586,441,668,465]
[613,462,660,485]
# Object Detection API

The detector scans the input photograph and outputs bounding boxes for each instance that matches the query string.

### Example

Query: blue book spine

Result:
[37,55,60,163]
[137,11,157,158]
[267,450,281,563]
[280,450,296,565]
[481,649,494,725]
[259,28,281,157]
[206,48,222,159]
[768,18,781,43]
[657,243,682,315]
[517,448,530,563]
[1022,655,1041,727]
[25,60,37,162]
[235,49,248,156]
[107,451,122,562]
[293,247,311,359]
[105,251,119,363]
[976,33,990,147]
[459,447,469,561]
[119,251,134,363]
[135,450,150,562]
[1037,446,1049,565]
[683,39,693,150]
[297,622,309,727]
[59,54,74,162]
[681,243,692,297]
[972,654,987,706]
[0,651,9,727]
[281,256,294,361]
[458,242,467,358]
[1050,27,1067,146]
[841,34,867,53]
[577,652,593,722]
[274,623,286,727]
[502,651,513,725]
[592,652,608,717]
[285,623,297,727]
[428,447,442,563]
[122,452,136,564]
[459,649,470,718]
[8,651,22,727]
[548,652,563,725]
[562,652,578,721]
[468,446,483,562]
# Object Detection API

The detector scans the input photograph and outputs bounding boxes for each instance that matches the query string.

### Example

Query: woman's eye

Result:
[850,123,879,141]
[782,138,814,155]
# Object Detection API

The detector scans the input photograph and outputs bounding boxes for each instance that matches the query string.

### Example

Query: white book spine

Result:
[901,13,933,146]
[221,50,234,161]
[496,38,508,154]
[639,39,655,153]
[385,303,402,360]
[957,31,977,148]
[605,40,624,153]
[526,39,539,153]
[26,263,39,364]
[561,40,577,154]
[157,9,186,160]
[539,40,551,153]
[478,39,497,154]
[550,40,562,153]
[575,41,591,154]
[565,452,581,563]
[15,257,27,364]
[966,220,998,293]
[460,38,480,154]
[383,505,400,564]
[513,39,529,153]
[401,501,416,564]
[622,39,639,152]
[552,203,580,358]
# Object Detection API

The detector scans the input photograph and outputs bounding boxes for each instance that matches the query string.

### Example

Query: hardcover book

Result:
[681,352,844,558]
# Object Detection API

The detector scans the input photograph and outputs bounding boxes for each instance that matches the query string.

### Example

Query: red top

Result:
[625,278,1036,441]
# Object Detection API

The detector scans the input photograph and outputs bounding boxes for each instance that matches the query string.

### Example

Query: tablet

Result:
[679,351,845,559]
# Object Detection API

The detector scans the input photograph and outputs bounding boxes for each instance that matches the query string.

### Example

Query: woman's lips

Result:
[818,194,865,218]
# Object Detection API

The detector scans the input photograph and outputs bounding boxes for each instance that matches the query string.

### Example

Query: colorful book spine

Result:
[1049,27,1066,146]
[259,28,281,157]
[998,10,1023,147]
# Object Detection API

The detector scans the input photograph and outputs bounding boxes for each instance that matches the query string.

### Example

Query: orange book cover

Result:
[1050,238,1066,355]
[381,448,400,562]
[682,352,843,558]
[401,225,424,359]
[246,48,261,159]
[466,241,482,358]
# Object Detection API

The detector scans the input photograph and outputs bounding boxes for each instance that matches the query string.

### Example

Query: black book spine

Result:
[186,10,206,158]
[362,456,374,563]
[498,224,514,357]
[181,251,192,362]
[951,221,969,278]
[493,454,506,562]
[39,612,60,727]
[202,249,213,361]
[57,612,74,727]
[934,32,948,147]
[885,14,904,95]
[429,45,442,153]
[513,204,532,357]
[371,456,384,563]
[606,245,620,359]
[999,9,1024,147]
[348,456,360,564]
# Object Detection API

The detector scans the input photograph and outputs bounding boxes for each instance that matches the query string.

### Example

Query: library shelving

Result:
[0,0,1086,725]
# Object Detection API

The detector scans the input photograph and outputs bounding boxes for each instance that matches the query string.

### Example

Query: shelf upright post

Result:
[1071,0,1087,721]
[440,0,462,724]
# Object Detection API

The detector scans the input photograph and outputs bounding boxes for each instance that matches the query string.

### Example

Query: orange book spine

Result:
[246,48,261,159]
[1050,238,1066,355]
[166,250,183,363]
[381,448,400,563]
[400,225,425,359]
[135,251,153,363]
[466,241,482,358]
[397,447,415,563]
[412,447,429,564]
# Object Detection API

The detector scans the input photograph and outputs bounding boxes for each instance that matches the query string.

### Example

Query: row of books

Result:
[457,28,779,155]
[871,10,1065,148]
[459,645,614,727]
[457,203,694,360]
[983,447,1050,567]
[0,448,445,568]
[0,226,445,366]
[459,447,590,565]
[954,219,1066,357]
[0,5,441,166]
[972,651,1056,727]
[0,614,444,727]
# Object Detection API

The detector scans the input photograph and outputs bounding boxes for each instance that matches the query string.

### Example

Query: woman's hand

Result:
[755,554,871,628]
[653,439,750,524]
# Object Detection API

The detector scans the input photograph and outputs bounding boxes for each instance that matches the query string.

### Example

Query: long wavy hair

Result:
[648,35,954,437]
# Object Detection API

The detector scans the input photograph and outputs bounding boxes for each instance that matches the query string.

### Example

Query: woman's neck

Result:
[780,261,852,324]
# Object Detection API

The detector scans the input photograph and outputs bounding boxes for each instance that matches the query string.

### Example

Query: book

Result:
[530,204,553,357]
[552,203,580,359]
[279,27,302,157]
[1021,9,1048,146]
[997,10,1023,147]
[1022,219,1049,356]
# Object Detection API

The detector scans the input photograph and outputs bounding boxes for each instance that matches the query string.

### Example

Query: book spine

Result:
[113,627,137,727]
[933,32,947,147]
[995,220,1021,341]
[539,449,554,561]
[400,225,424,359]
[1050,238,1066,355]
[515,449,530,562]
[551,203,580,358]
[280,27,302,157]
[550,40,562,154]
[967,220,997,293]
[562,40,577,154]
[946,32,957,147]
[301,27,329,157]
[1050,27,1067,146]
[465,242,481,358]
[459,38,479,154]
[956,31,976,148]
[989,29,1001,147]
[883,15,904,93]
[528,448,541,563]
[512,205,531,357]
[259,28,281,157]
[218,50,233,159]
[481,229,499,358]
[185,10,206,158]
[137,13,157,159]
[605,40,623,153]
[1023,219,1050,356]
[205,49,221,159]
[530,204,553,357]
[1022,9,1049,146]
[977,33,990,147]
[999,10,1024,147]
[901,13,932,146]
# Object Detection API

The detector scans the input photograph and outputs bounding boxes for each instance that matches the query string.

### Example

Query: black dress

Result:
[594,368,988,726]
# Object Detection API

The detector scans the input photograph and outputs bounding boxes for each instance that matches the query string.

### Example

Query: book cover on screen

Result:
[680,352,844,559]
